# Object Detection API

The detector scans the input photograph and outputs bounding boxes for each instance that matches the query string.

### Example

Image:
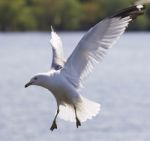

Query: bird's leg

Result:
[74,105,81,128]
[50,106,59,131]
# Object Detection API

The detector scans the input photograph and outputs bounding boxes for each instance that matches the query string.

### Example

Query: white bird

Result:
[25,1,148,131]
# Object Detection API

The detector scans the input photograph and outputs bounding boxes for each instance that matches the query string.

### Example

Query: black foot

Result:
[76,117,81,128]
[50,120,57,131]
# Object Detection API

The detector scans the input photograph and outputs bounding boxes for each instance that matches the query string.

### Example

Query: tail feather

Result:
[58,96,100,122]
[58,104,75,122]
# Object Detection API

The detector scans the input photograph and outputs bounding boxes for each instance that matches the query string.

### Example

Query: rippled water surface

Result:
[0,32,150,141]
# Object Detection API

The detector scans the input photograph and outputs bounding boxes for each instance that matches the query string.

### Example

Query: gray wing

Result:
[62,4,145,88]
[50,27,65,70]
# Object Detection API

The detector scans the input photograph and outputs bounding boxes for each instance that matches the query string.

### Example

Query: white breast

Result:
[47,70,80,105]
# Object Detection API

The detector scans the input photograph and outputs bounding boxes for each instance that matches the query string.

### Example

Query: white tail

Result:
[58,96,100,122]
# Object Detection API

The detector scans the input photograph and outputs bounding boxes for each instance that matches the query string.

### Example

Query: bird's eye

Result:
[34,77,37,80]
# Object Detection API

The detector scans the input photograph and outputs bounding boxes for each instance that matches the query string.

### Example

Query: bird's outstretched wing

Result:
[50,26,65,70]
[62,4,145,88]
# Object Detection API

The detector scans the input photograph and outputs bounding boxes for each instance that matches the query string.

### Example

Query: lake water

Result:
[0,32,150,141]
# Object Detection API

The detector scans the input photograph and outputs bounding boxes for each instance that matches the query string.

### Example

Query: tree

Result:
[33,0,81,30]
[0,0,37,31]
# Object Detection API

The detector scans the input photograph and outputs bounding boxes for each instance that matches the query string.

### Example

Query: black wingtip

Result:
[111,5,146,19]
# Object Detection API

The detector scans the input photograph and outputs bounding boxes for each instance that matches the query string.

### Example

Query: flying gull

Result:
[25,0,149,131]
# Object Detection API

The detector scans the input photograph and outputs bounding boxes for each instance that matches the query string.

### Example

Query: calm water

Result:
[0,32,150,141]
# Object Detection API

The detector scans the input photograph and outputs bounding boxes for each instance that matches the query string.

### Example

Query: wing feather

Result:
[50,27,65,70]
[62,5,145,88]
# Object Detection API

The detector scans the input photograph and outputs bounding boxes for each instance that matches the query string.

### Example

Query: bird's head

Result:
[25,74,49,88]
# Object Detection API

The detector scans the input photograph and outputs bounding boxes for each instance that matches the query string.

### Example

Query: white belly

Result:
[47,71,80,105]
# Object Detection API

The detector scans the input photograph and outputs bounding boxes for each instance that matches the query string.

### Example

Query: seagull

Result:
[25,0,148,131]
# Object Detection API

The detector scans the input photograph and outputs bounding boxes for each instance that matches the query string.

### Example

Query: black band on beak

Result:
[25,82,33,88]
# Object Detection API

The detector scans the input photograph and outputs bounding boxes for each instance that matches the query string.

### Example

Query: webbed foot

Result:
[76,117,81,128]
[50,120,57,131]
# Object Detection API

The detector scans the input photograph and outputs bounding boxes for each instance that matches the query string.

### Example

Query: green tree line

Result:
[0,0,150,31]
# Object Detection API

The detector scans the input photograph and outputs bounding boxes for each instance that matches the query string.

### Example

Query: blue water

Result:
[0,32,150,141]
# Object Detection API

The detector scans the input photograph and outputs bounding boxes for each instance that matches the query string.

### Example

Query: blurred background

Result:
[0,0,150,31]
[0,0,150,141]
